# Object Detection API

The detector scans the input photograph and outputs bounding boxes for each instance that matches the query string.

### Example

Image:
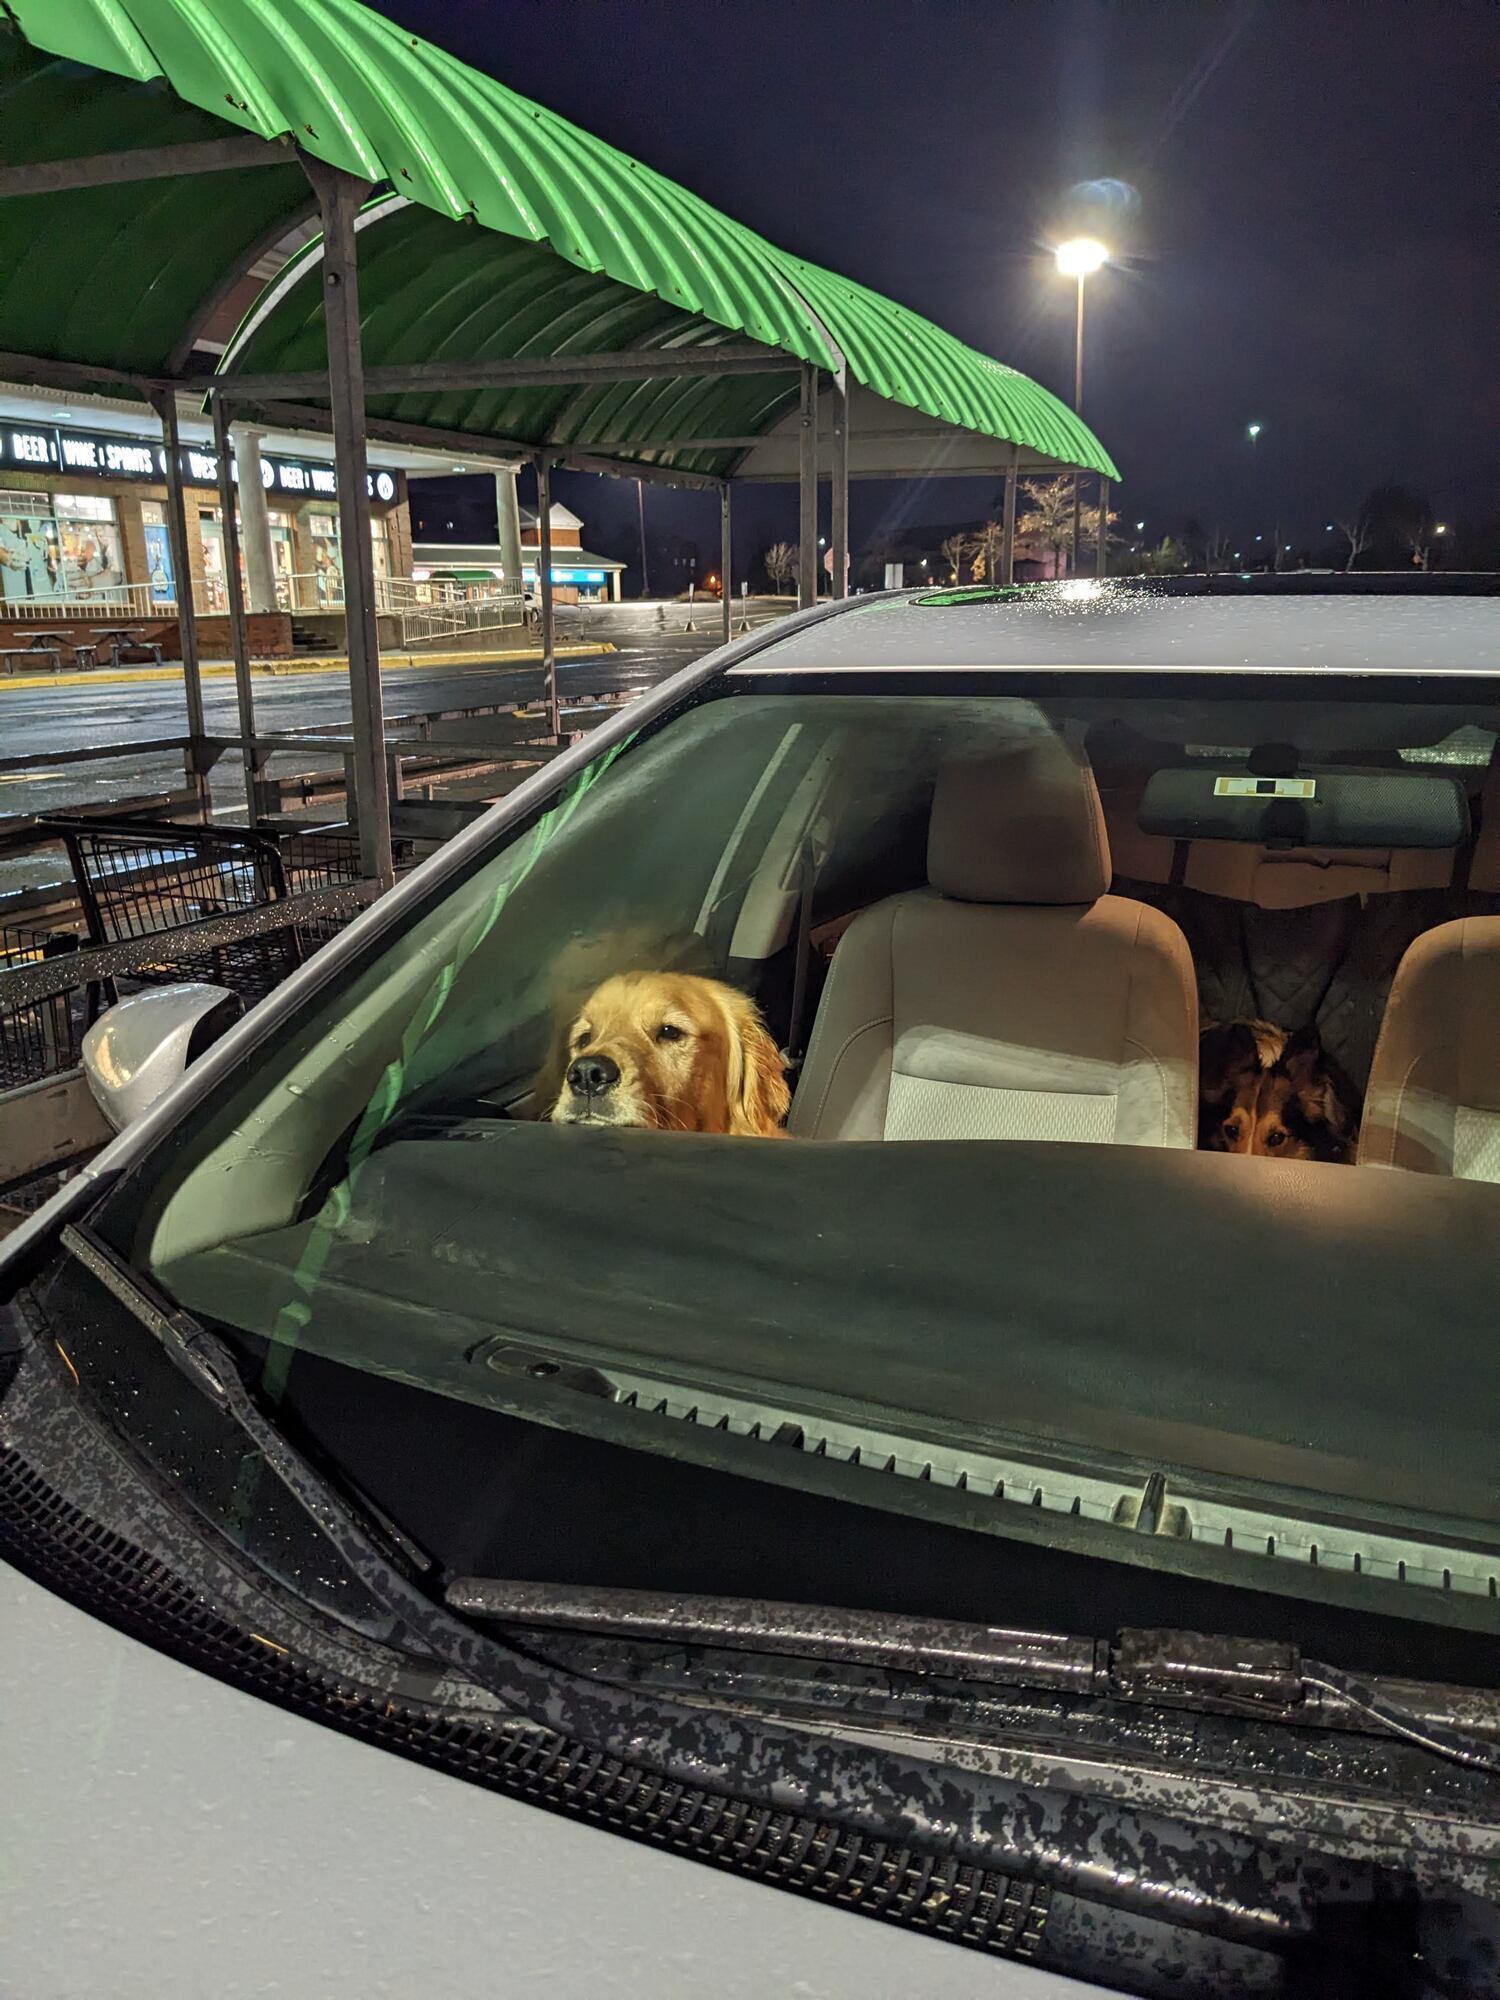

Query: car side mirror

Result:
[80,983,244,1133]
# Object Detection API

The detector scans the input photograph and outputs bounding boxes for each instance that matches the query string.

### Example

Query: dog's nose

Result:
[567,1052,620,1099]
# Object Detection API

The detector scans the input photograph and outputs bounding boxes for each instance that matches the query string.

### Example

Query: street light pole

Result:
[1056,239,1107,577]
[1246,423,1265,572]
[1071,273,1085,572]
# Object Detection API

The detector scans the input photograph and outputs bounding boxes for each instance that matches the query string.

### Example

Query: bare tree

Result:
[763,540,797,595]
[1401,511,1436,571]
[1205,529,1234,574]
[969,518,1008,583]
[1335,512,1371,573]
[1016,477,1075,576]
[940,531,976,584]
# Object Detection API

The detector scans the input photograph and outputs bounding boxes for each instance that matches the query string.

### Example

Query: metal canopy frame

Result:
[0,47,1116,892]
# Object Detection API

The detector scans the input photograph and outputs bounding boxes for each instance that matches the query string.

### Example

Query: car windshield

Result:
[79,664,1500,1648]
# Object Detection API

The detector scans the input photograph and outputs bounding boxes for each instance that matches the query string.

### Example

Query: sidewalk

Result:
[0,639,616,695]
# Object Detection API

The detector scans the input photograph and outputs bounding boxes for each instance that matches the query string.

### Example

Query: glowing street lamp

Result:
[1247,423,1262,444]
[1055,236,1109,280]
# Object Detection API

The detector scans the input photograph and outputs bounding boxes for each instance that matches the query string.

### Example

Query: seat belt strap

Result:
[783,839,817,1074]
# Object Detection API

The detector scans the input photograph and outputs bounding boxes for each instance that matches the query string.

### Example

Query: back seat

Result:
[1100,773,1500,1094]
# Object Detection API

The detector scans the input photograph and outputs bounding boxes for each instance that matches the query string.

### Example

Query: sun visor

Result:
[1138,768,1468,849]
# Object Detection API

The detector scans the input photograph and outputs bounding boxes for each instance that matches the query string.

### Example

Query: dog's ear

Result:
[1277,1021,1322,1079]
[1276,1023,1351,1144]
[720,988,791,1136]
[1198,1021,1259,1103]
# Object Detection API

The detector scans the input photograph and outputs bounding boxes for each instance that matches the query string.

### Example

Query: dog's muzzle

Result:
[564,1051,620,1114]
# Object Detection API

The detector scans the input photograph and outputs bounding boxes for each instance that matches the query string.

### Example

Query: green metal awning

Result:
[0,0,1118,484]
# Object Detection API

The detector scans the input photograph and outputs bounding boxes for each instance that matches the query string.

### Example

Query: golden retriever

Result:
[549,971,790,1136]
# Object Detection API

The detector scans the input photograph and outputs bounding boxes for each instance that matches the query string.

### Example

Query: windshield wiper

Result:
[49,1225,1326,1953]
[448,1577,1500,1778]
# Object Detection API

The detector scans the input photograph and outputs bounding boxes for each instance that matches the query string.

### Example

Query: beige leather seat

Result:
[1360,917,1500,1178]
[789,736,1199,1146]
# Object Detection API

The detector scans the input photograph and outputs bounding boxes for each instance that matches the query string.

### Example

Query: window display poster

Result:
[144,518,176,602]
[57,515,124,597]
[0,512,61,604]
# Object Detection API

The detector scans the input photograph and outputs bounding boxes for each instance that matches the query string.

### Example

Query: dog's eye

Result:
[655,1023,686,1043]
[1264,1128,1286,1149]
[1221,1118,1241,1142]
[572,1030,590,1051]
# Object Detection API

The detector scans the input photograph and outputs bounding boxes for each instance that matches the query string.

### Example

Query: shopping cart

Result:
[0,925,90,1091]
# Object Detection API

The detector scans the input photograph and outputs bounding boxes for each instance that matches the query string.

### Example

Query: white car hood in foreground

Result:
[1,1563,1090,2000]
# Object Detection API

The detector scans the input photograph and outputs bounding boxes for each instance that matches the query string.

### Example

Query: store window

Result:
[269,510,295,609]
[0,488,124,606]
[310,512,342,605]
[55,492,124,600]
[370,518,391,583]
[198,507,229,613]
[0,490,59,606]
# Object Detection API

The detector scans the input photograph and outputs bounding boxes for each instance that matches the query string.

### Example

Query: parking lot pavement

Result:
[0,636,717,897]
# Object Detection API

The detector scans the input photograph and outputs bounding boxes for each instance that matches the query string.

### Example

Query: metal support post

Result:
[147,387,209,816]
[305,156,392,888]
[830,367,849,600]
[1097,476,1110,579]
[211,399,260,826]
[720,485,733,646]
[1000,444,1019,586]
[798,364,818,610]
[537,455,558,735]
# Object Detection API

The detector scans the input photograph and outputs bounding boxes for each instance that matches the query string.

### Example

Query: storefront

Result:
[0,417,409,617]
[410,501,623,606]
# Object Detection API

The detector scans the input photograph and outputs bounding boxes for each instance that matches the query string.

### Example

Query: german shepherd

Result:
[1198,1019,1360,1163]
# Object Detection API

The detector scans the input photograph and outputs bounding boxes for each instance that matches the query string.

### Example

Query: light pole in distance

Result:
[1055,238,1109,575]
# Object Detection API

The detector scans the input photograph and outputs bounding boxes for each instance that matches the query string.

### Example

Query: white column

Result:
[494,464,525,623]
[235,426,277,614]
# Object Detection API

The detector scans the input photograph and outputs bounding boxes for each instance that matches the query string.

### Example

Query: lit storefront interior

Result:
[0,386,565,673]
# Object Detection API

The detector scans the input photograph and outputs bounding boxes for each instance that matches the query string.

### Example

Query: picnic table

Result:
[89,625,163,668]
[1,627,93,674]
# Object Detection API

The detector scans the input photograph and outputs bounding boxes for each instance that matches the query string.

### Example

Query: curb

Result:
[0,640,617,694]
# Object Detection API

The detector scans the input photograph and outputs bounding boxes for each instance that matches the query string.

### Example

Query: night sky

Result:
[382,0,1497,575]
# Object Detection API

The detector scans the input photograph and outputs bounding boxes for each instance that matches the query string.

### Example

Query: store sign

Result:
[0,422,398,502]
[1,425,59,471]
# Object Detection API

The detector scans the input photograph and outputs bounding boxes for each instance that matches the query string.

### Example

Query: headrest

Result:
[928,736,1111,905]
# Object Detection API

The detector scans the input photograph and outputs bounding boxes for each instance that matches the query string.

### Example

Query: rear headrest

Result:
[928,737,1111,905]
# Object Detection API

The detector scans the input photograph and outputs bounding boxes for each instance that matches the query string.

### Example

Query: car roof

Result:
[728,577,1500,680]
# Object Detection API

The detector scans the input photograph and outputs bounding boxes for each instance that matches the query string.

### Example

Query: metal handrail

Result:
[1,573,527,626]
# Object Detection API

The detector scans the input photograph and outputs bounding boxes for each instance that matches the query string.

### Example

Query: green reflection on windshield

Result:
[261,731,639,1402]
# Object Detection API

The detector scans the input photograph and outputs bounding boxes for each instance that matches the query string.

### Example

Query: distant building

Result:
[412,499,623,602]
